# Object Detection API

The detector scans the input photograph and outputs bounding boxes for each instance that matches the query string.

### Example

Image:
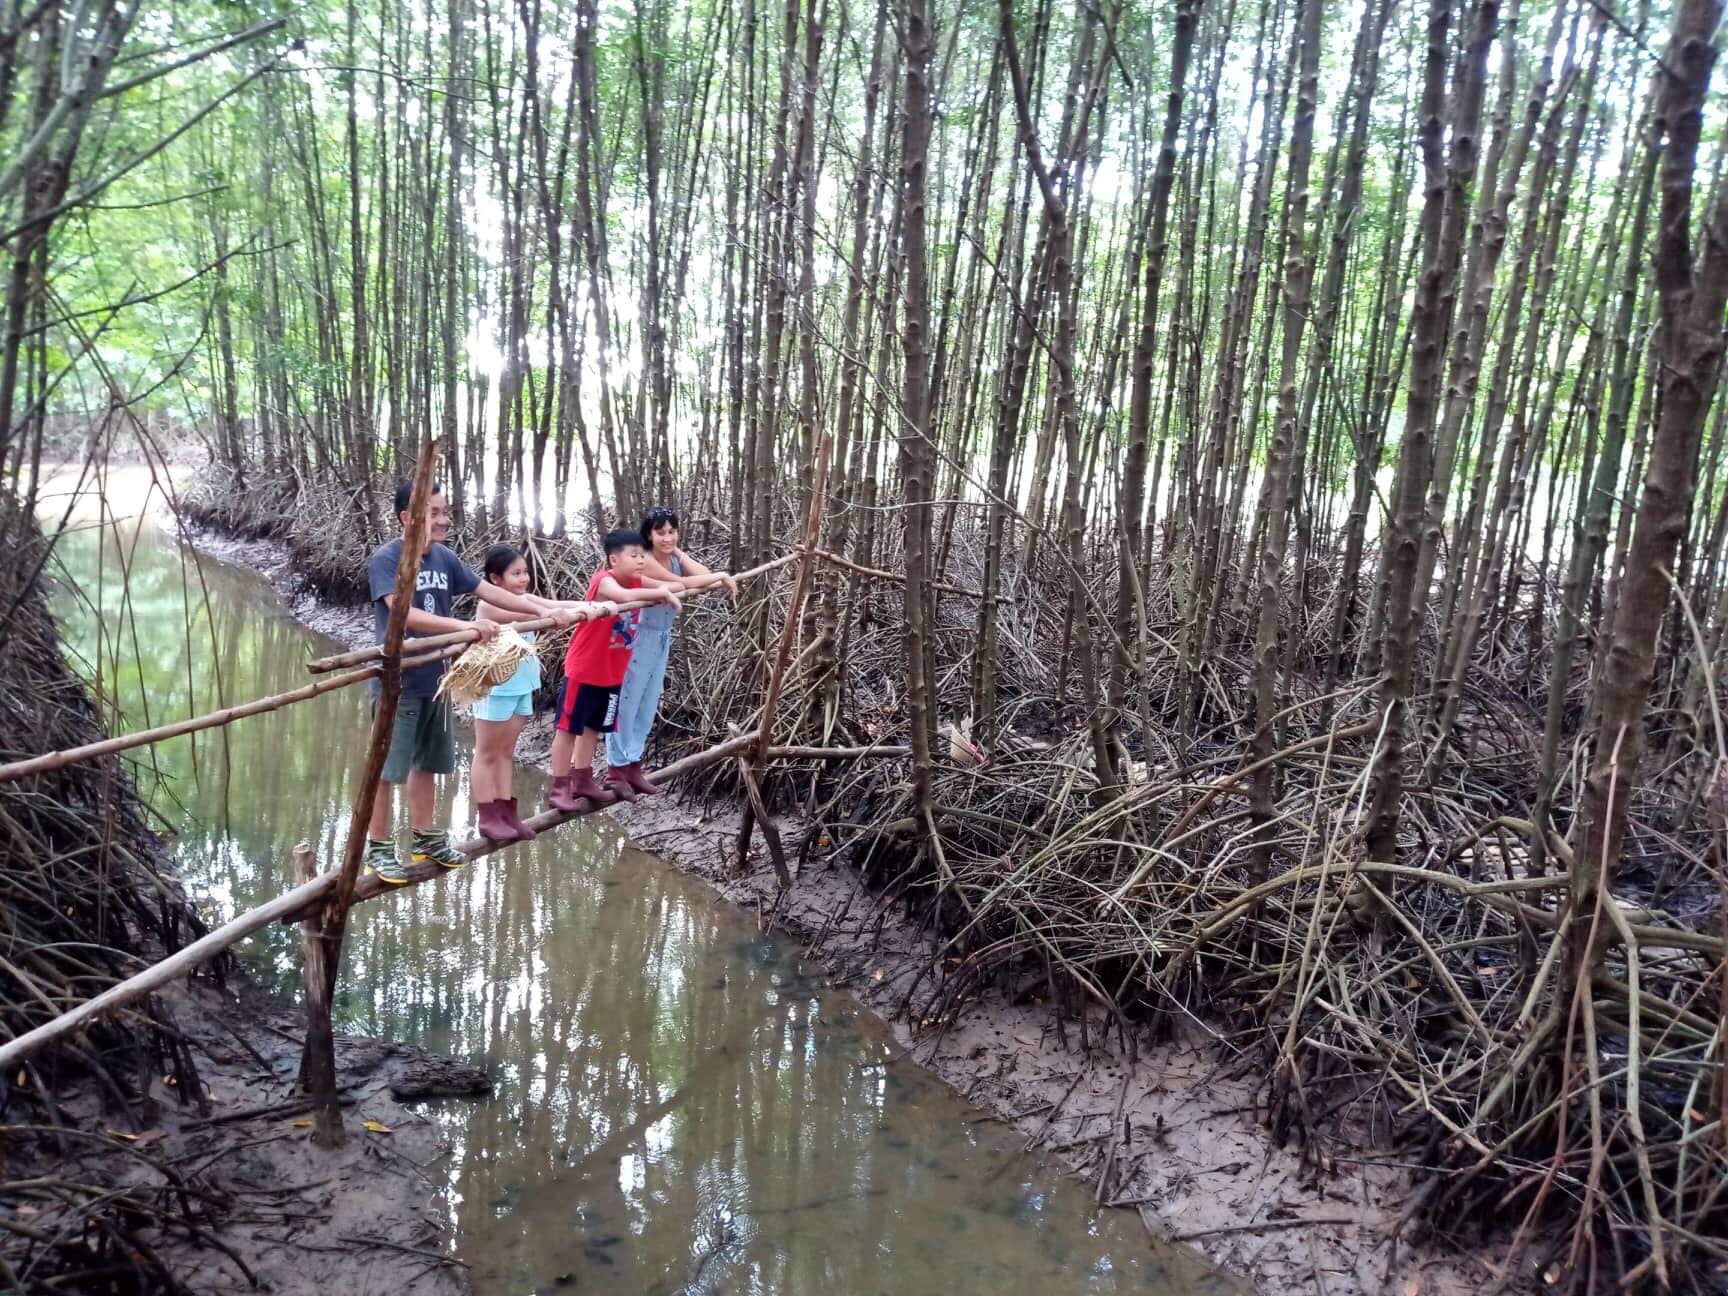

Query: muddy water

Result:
[46,506,1231,1295]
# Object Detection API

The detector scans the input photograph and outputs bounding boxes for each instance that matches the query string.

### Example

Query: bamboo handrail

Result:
[0,641,465,786]
[0,870,341,1073]
[0,545,935,786]
[812,547,983,599]
[303,550,805,676]
[0,549,825,784]
[304,606,637,675]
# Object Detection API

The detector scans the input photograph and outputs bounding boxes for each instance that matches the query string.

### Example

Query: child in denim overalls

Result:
[606,507,737,793]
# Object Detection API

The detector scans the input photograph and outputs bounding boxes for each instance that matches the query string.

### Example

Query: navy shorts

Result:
[378,696,455,782]
[556,680,620,734]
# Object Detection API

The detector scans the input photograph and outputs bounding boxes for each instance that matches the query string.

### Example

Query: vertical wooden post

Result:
[292,842,337,1126]
[299,439,438,1148]
[735,428,833,887]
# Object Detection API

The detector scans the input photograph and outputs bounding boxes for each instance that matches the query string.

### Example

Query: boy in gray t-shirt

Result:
[363,481,576,884]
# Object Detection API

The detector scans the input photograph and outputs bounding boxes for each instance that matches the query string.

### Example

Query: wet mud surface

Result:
[8,977,487,1295]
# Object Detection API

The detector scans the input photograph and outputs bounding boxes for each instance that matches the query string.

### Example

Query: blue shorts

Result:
[472,689,533,722]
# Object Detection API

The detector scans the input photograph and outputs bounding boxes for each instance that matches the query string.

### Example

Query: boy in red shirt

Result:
[548,528,683,811]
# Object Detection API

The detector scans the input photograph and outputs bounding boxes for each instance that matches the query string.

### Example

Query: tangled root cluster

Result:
[0,503,220,1288]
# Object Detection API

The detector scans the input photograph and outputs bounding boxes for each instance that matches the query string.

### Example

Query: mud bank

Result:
[7,971,488,1293]
[171,514,1515,1296]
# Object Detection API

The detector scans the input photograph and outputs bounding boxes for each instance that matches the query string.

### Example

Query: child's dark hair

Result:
[482,544,523,584]
[394,478,444,516]
[639,505,680,541]
[603,528,646,558]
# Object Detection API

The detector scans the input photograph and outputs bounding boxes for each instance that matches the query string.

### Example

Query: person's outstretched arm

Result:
[475,581,577,626]
[596,573,682,613]
[477,591,583,627]
[379,593,500,641]
[644,551,738,598]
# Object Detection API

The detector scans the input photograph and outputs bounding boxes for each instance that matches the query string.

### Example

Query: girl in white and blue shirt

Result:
[471,544,589,843]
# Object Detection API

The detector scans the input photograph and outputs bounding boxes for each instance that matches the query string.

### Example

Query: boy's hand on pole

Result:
[722,574,739,599]
[666,592,684,614]
[549,608,577,628]
[472,620,500,643]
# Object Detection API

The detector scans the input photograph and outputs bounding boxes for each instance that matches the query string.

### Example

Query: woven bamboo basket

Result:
[436,626,534,707]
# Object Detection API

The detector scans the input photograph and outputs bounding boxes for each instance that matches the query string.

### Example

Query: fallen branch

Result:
[1164,1215,1362,1243]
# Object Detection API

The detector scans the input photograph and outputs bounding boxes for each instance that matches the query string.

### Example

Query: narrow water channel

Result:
[46,500,1231,1295]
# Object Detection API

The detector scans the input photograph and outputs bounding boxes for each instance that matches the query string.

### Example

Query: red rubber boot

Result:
[618,762,662,796]
[546,775,585,814]
[476,799,515,844]
[569,767,619,807]
[602,764,639,803]
[500,797,537,842]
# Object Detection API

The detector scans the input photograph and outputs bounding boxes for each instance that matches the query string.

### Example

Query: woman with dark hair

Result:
[605,507,736,794]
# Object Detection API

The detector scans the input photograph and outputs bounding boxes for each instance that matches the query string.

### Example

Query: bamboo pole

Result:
[757,743,912,759]
[0,643,466,786]
[308,734,903,910]
[301,440,438,1147]
[305,607,639,675]
[303,551,806,675]
[0,737,911,1073]
[0,547,832,787]
[2,526,829,815]
[811,547,982,598]
[0,869,341,1074]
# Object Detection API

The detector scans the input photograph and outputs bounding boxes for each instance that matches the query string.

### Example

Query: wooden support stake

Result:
[739,433,836,879]
[292,842,339,1147]
[300,440,439,1147]
[736,755,791,886]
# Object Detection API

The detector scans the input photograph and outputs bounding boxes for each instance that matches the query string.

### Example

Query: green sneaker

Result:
[365,838,408,886]
[411,829,467,871]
